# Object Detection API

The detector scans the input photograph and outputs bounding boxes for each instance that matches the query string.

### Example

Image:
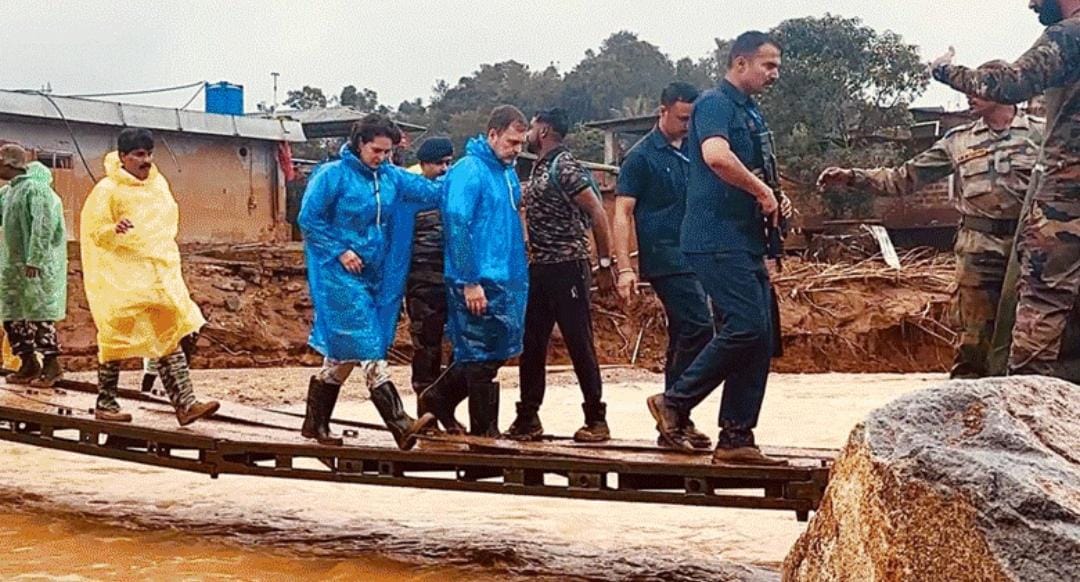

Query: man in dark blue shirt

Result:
[614,81,714,450]
[647,31,790,466]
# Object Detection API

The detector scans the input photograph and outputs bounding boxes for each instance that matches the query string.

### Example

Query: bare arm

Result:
[573,187,613,259]
[612,196,636,271]
[701,136,776,214]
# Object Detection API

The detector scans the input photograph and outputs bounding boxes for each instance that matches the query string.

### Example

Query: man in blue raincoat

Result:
[299,114,442,450]
[418,105,530,437]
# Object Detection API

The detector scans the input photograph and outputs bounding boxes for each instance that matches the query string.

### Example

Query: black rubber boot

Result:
[504,402,543,441]
[301,376,343,446]
[371,381,436,450]
[7,354,41,385]
[573,401,611,443]
[468,381,501,438]
[31,354,64,388]
[418,371,467,434]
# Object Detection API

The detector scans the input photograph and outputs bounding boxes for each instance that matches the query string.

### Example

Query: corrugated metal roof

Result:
[0,90,307,142]
[274,106,427,132]
[584,114,657,131]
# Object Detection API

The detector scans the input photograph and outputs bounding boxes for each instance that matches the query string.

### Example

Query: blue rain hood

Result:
[299,143,443,361]
[442,135,528,363]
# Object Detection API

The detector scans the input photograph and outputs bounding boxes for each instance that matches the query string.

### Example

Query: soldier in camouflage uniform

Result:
[405,137,454,395]
[931,0,1080,379]
[818,89,1044,378]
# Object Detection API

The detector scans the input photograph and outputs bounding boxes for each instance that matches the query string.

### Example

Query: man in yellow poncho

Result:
[81,128,218,425]
[0,144,68,386]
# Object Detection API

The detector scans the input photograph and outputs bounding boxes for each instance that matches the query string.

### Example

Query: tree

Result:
[339,85,384,112]
[565,126,605,162]
[674,56,717,88]
[560,31,676,121]
[751,15,929,216]
[283,86,328,110]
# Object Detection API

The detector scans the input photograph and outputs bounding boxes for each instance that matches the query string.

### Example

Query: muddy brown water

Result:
[0,369,942,581]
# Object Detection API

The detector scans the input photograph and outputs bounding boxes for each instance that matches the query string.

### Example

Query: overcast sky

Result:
[0,1,1045,113]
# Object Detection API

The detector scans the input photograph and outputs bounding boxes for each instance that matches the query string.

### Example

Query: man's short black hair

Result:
[533,107,570,138]
[117,128,154,154]
[660,82,700,107]
[350,113,402,148]
[727,31,781,67]
[487,104,527,134]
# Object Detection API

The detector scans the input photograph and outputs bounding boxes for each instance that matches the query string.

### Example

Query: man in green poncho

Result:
[0,144,68,387]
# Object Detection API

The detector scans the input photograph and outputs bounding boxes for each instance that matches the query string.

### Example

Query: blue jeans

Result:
[666,252,774,431]
[649,274,713,393]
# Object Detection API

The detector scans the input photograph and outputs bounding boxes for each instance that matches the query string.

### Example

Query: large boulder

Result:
[783,376,1079,581]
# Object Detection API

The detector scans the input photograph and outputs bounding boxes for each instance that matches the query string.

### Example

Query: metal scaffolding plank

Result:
[0,387,832,521]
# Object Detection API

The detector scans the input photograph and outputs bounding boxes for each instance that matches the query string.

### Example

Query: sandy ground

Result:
[0,367,946,580]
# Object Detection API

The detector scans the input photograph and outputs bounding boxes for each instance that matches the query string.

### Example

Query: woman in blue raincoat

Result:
[417,105,530,438]
[299,114,442,450]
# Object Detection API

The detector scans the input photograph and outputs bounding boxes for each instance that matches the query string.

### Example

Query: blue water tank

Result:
[205,82,244,116]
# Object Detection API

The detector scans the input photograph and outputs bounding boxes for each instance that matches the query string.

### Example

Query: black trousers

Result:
[667,252,775,442]
[649,273,714,393]
[519,260,602,411]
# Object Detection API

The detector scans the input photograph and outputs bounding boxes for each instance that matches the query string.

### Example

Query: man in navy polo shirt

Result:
[647,31,790,466]
[613,81,714,450]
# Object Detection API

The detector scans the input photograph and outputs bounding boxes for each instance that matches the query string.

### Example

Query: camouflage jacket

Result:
[851,114,1044,221]
[525,146,593,265]
[933,14,1080,203]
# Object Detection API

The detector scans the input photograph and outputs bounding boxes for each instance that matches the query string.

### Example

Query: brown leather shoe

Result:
[95,408,132,423]
[711,445,788,466]
[647,394,692,451]
[176,400,220,427]
[682,421,713,450]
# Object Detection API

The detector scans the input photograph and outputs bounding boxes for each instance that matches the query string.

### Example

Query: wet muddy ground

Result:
[0,367,943,580]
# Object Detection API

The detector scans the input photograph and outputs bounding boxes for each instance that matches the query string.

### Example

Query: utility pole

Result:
[271,72,280,115]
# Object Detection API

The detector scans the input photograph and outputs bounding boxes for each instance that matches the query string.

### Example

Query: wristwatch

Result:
[598,257,613,269]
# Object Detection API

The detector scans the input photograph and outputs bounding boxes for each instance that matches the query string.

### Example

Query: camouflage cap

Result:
[0,143,29,170]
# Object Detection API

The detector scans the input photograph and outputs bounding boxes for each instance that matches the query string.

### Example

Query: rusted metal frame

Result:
[0,404,218,472]
[214,438,818,481]
[0,404,825,517]
[210,441,817,515]
[209,454,813,512]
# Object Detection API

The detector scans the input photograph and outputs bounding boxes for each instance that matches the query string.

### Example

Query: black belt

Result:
[961,215,1018,236]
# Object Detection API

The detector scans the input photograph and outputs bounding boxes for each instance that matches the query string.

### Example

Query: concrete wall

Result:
[0,115,288,243]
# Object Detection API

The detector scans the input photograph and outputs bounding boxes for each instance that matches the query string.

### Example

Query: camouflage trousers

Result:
[951,248,1008,379]
[1009,196,1080,378]
[96,351,196,413]
[404,278,448,392]
[2,320,60,357]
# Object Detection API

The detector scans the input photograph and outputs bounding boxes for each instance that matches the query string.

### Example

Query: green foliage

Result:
[559,31,676,122]
[283,16,929,182]
[283,86,327,110]
[339,86,387,113]
[564,126,605,163]
[753,15,929,217]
